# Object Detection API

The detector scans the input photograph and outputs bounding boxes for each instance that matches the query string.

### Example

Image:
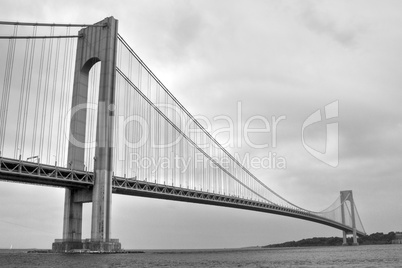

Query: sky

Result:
[0,0,401,249]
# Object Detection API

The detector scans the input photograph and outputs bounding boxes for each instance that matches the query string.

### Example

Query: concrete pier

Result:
[52,239,121,253]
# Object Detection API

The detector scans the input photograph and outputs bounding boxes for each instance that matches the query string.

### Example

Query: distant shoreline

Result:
[1,233,400,253]
[263,232,401,248]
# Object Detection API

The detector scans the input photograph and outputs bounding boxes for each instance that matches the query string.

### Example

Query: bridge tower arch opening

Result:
[53,16,120,252]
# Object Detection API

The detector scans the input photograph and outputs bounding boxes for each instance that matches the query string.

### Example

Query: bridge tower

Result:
[52,17,121,252]
[340,190,358,246]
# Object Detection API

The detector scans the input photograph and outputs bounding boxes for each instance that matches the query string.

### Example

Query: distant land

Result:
[263,232,401,248]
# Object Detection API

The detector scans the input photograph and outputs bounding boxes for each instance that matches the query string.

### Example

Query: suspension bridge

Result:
[0,17,366,252]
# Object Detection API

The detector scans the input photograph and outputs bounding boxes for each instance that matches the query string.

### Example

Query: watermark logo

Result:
[64,100,341,170]
[302,100,339,167]
[64,101,288,171]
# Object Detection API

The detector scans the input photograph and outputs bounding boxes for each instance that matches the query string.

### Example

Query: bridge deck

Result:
[0,157,365,237]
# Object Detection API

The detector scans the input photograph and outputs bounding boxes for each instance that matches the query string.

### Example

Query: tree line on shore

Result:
[263,232,399,247]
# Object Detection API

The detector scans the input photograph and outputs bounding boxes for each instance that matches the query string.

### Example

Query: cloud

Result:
[299,2,363,46]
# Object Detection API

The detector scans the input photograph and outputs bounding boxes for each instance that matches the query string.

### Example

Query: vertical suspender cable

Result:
[139,69,144,180]
[165,84,169,184]
[156,83,160,183]
[46,37,61,163]
[115,40,123,175]
[0,25,18,155]
[31,36,46,158]
[86,59,94,170]
[87,61,92,170]
[14,38,31,159]
[39,26,54,163]
[138,63,143,180]
[56,27,70,163]
[148,75,152,182]
[20,26,37,159]
[147,77,152,181]
[61,35,74,166]
[124,53,131,177]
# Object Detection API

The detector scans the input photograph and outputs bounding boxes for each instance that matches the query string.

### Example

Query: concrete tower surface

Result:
[52,16,121,253]
[340,190,359,246]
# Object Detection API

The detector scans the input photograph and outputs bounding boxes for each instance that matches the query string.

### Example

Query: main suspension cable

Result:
[0,20,105,27]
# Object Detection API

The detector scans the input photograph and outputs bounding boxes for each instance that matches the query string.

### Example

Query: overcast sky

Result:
[0,0,401,249]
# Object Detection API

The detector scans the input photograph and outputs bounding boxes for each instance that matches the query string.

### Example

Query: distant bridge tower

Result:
[340,190,358,246]
[52,17,120,252]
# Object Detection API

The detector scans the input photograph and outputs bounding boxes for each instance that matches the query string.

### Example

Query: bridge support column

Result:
[53,16,121,253]
[52,189,92,252]
[342,231,347,246]
[340,190,359,246]
[89,16,120,252]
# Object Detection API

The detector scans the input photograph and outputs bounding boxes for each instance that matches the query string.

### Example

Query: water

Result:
[0,244,401,267]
